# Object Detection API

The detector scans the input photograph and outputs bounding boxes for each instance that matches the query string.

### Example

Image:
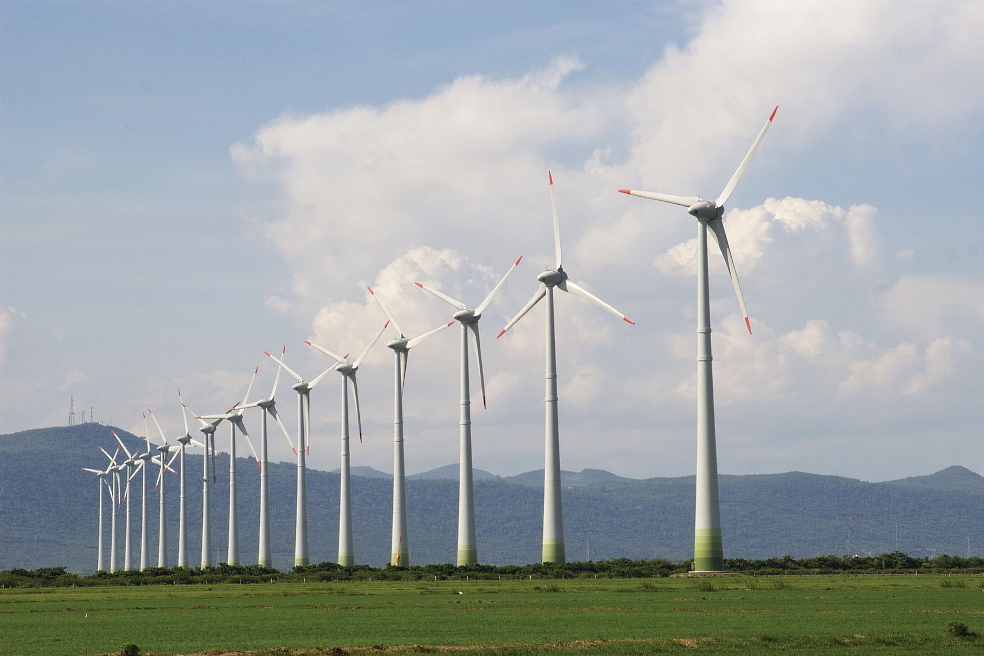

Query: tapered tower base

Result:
[457,546,477,566]
[693,528,724,572]
[542,539,565,564]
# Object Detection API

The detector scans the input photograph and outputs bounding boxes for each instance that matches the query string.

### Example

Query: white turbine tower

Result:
[98,445,122,572]
[81,463,111,572]
[198,369,261,567]
[148,407,198,568]
[112,431,140,571]
[368,287,454,566]
[237,353,297,568]
[264,349,340,567]
[180,390,224,568]
[147,408,179,568]
[498,171,634,564]
[618,106,777,572]
[307,322,389,567]
[417,257,522,566]
[137,413,154,571]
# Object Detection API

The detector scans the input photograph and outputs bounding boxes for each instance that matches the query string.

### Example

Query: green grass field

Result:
[2,576,983,655]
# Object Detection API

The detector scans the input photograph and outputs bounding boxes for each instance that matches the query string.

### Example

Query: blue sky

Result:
[2,1,982,482]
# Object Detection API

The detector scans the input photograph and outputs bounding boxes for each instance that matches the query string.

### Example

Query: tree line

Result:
[4,552,984,587]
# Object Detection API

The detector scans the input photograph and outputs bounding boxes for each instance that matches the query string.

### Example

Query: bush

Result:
[119,643,139,656]
[946,621,974,638]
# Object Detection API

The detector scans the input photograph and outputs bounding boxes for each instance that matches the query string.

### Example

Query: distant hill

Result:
[2,425,983,574]
[331,466,392,479]
[409,464,499,481]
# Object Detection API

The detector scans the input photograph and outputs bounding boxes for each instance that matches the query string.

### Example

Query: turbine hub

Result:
[687,201,721,220]
[537,269,566,286]
[387,338,410,351]
[178,435,192,445]
[292,382,310,393]
[453,309,478,323]
[337,363,356,375]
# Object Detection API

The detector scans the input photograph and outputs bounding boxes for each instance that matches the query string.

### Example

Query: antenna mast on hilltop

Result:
[69,397,76,426]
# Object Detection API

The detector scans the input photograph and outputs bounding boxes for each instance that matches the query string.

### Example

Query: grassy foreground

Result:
[2,575,983,655]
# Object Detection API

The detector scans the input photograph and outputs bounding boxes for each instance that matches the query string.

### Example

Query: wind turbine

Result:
[137,413,154,570]
[148,407,198,568]
[81,463,111,572]
[112,431,141,570]
[264,348,340,567]
[368,287,454,566]
[618,106,777,572]
[147,408,179,568]
[181,394,223,569]
[307,322,389,567]
[498,171,634,564]
[417,257,522,566]
[237,350,297,568]
[198,368,261,567]
[98,445,122,572]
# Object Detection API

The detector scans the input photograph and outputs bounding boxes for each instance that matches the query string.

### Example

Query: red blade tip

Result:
[618,189,631,194]
[769,106,778,121]
[368,287,374,294]
[304,340,312,345]
[744,316,753,334]
[515,255,523,266]
[496,329,506,339]
[623,317,635,325]
[264,351,272,357]
[414,282,423,288]
[548,171,553,185]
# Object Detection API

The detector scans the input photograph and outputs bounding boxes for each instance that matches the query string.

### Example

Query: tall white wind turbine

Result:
[264,349,340,567]
[498,171,634,564]
[148,408,196,568]
[307,322,389,567]
[619,106,777,572]
[98,445,122,572]
[147,408,179,568]
[137,413,154,570]
[181,393,223,569]
[198,368,261,567]
[237,356,297,568]
[112,431,141,571]
[368,287,454,566]
[81,464,111,572]
[417,258,522,566]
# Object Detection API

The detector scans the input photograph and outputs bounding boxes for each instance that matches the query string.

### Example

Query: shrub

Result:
[119,643,139,656]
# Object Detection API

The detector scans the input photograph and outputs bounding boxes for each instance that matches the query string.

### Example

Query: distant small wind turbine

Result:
[147,408,179,568]
[264,349,340,567]
[198,368,261,566]
[307,322,389,567]
[181,392,224,569]
[368,286,454,566]
[237,356,297,568]
[618,106,777,572]
[112,431,141,570]
[417,257,522,566]
[81,463,112,572]
[498,171,633,564]
[98,445,122,572]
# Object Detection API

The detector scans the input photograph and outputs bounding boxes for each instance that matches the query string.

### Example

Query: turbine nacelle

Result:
[387,338,410,352]
[292,381,311,394]
[537,269,567,287]
[687,201,722,221]
[336,363,357,376]
[452,309,479,323]
[138,452,154,461]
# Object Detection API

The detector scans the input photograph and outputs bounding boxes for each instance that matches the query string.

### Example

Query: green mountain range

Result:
[2,424,982,574]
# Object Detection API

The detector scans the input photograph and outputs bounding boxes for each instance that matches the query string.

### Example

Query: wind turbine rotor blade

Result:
[414,282,467,311]
[189,439,207,449]
[475,255,523,316]
[617,189,701,207]
[308,361,341,390]
[165,450,179,473]
[147,409,168,444]
[368,287,404,338]
[560,280,635,324]
[268,405,296,453]
[238,425,261,465]
[112,431,133,460]
[177,390,192,436]
[305,340,347,364]
[707,217,751,333]
[269,346,285,399]
[348,373,364,443]
[406,320,455,349]
[239,367,259,409]
[715,105,778,207]
[82,467,102,474]
[352,322,389,368]
[265,351,304,384]
[399,350,409,395]
[549,171,563,269]
[497,284,546,338]
[468,322,487,409]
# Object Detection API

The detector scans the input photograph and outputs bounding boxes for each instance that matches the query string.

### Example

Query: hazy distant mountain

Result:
[3,425,983,574]
[409,464,500,481]
[502,468,633,487]
[331,466,392,479]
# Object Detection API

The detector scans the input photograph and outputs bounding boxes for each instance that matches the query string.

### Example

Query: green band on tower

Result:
[542,539,565,564]
[457,545,477,566]
[693,528,724,572]
[294,555,309,567]
[338,552,354,567]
